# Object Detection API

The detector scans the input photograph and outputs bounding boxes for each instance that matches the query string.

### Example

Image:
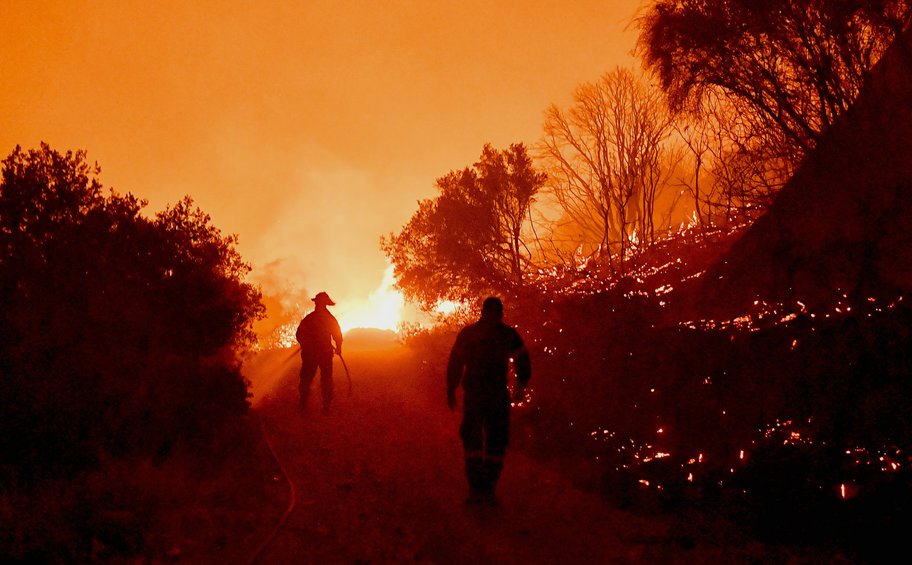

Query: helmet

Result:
[312,291,335,306]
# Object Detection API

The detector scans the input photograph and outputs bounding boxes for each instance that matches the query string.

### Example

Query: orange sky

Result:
[1,0,642,330]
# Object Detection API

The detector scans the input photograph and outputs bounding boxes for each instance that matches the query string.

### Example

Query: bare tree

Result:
[673,92,796,224]
[673,118,711,230]
[539,67,676,276]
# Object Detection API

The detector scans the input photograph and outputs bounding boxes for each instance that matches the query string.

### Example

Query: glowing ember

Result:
[510,385,533,408]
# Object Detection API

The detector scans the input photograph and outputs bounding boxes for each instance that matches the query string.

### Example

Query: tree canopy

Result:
[0,144,264,477]
[382,143,545,309]
[637,0,911,162]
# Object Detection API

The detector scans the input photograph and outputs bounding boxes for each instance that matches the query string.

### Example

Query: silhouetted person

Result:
[447,296,531,506]
[296,291,343,414]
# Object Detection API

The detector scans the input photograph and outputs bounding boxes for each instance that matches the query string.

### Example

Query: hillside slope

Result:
[703,27,912,317]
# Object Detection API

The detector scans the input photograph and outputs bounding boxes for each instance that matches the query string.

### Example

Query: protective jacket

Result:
[296,308,343,358]
[446,318,531,409]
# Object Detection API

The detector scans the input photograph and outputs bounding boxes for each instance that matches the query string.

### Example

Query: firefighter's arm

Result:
[445,336,465,410]
[512,332,531,402]
[514,345,531,387]
[332,318,343,355]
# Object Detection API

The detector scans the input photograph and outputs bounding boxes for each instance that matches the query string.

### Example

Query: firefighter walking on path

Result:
[446,296,531,506]
[296,291,343,414]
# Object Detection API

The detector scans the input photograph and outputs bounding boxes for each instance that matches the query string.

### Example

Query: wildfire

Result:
[337,264,405,333]
[434,300,463,316]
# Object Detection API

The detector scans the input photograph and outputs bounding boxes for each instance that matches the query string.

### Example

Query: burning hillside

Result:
[397,28,912,560]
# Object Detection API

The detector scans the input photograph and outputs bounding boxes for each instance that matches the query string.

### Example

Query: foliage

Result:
[0,144,264,479]
[637,0,911,200]
[382,143,544,310]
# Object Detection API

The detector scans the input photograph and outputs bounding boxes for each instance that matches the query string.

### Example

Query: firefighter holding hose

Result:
[296,291,343,414]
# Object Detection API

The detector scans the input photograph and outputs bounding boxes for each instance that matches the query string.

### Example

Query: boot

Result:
[464,457,487,505]
[481,459,503,506]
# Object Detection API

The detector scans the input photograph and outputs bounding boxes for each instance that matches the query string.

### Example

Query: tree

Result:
[539,67,676,275]
[0,144,264,477]
[638,0,912,175]
[382,143,545,309]
[673,94,793,224]
[476,143,547,285]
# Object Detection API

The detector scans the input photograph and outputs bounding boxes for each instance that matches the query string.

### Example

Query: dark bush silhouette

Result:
[0,144,264,480]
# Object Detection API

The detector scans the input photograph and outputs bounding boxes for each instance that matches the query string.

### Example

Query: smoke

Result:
[244,153,418,344]
[250,258,313,348]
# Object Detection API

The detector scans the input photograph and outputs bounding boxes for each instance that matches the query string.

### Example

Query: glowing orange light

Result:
[337,264,404,333]
[434,300,462,315]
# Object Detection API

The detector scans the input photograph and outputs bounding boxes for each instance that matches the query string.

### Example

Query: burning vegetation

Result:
[391,14,912,559]
[4,2,912,562]
[406,218,912,557]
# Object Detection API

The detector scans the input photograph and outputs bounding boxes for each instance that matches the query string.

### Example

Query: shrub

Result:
[0,144,264,480]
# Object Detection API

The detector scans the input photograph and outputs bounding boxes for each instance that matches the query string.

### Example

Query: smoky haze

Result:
[0,0,639,332]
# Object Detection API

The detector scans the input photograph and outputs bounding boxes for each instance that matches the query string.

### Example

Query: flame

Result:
[337,264,404,333]
[434,300,462,315]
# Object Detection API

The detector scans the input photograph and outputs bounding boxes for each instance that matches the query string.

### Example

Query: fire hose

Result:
[247,351,351,562]
[246,412,295,565]
[338,352,352,396]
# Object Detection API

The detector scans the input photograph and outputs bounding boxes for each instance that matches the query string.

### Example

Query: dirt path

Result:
[243,344,772,564]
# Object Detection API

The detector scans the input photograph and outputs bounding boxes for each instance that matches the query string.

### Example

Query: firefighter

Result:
[446,296,531,506]
[296,291,343,414]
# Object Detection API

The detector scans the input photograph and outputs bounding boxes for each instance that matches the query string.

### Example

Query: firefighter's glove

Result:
[447,391,456,411]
